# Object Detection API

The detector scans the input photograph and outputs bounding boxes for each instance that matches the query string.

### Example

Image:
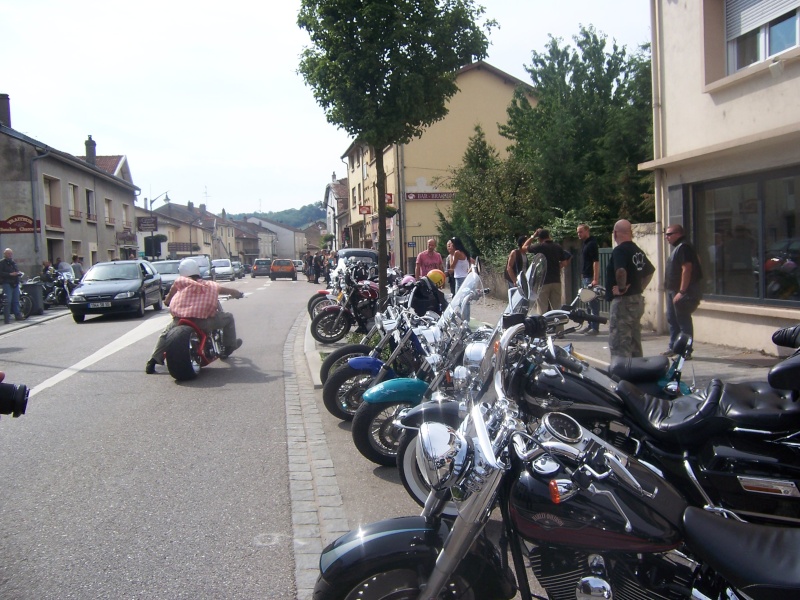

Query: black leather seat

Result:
[683,507,800,599]
[718,379,800,430]
[608,355,669,383]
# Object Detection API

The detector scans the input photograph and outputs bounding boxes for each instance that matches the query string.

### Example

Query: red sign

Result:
[405,192,455,200]
[386,193,393,205]
[358,205,372,215]
[0,214,41,233]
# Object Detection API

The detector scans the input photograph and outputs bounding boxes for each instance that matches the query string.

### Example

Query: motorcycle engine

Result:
[356,299,376,320]
[529,547,700,600]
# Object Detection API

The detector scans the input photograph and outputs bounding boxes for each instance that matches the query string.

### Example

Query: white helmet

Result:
[178,258,201,277]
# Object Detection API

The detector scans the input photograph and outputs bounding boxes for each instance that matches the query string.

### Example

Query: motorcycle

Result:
[310,261,381,344]
[1,273,33,320]
[44,270,76,307]
[164,295,242,381]
[313,324,800,600]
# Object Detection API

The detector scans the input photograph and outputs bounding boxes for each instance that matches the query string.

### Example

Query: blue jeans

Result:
[666,290,697,353]
[453,277,470,323]
[582,277,600,331]
[2,282,21,322]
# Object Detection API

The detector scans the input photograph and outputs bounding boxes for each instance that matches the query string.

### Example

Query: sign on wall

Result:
[0,214,41,233]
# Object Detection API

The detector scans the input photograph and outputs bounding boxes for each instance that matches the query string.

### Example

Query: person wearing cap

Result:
[523,229,571,328]
[146,258,244,374]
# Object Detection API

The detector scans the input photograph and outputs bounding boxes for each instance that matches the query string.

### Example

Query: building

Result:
[0,94,140,275]
[247,216,306,259]
[339,61,536,274]
[640,0,800,353]
[322,174,348,252]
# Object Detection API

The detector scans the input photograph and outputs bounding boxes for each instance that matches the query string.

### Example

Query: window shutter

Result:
[726,0,800,40]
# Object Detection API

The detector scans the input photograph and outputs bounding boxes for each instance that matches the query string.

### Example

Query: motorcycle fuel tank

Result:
[509,457,687,553]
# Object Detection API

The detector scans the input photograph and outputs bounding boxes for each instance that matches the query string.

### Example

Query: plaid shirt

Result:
[169,276,220,319]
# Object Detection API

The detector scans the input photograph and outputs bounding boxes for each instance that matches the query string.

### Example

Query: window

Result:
[68,184,81,218]
[105,198,115,225]
[726,1,800,74]
[86,189,96,221]
[694,167,799,304]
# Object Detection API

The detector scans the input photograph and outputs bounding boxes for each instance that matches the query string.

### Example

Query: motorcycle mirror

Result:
[578,288,597,303]
[472,256,482,275]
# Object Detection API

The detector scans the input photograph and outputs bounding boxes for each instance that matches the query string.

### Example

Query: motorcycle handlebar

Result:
[570,308,608,325]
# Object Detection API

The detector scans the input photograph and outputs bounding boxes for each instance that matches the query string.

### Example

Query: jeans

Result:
[665,291,697,353]
[582,277,600,331]
[453,277,470,323]
[2,282,21,322]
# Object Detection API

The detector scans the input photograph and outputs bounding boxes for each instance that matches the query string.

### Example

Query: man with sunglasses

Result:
[663,224,703,359]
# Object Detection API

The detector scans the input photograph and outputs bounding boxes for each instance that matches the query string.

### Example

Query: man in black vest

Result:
[577,224,601,335]
[663,224,703,358]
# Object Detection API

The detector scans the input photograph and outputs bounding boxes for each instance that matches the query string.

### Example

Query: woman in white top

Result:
[446,237,471,292]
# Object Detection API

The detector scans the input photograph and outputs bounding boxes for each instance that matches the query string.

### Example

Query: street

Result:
[0,278,311,599]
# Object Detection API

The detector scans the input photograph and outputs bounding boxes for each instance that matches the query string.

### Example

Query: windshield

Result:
[154,262,180,275]
[518,254,546,315]
[212,260,231,268]
[85,263,140,281]
[437,269,483,328]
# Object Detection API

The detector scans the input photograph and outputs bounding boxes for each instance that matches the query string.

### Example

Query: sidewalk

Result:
[0,306,70,334]
[304,295,778,389]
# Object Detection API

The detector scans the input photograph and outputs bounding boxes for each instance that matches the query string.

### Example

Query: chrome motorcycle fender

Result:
[398,398,462,429]
[316,515,515,598]
[347,355,393,378]
[362,377,428,405]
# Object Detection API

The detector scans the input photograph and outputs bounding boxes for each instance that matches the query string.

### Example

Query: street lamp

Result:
[145,191,169,260]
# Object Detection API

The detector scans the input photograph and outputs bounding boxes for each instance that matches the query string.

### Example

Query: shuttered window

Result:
[726,0,800,40]
[726,0,800,72]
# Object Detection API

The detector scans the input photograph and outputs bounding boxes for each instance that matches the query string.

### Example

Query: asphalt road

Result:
[0,277,309,599]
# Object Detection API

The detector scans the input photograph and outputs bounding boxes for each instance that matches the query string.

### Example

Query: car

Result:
[270,258,297,281]
[330,247,380,279]
[152,259,182,297]
[251,258,272,278]
[243,263,252,274]
[231,260,244,279]
[67,259,163,323]
[211,258,236,281]
[186,254,214,280]
[293,259,305,272]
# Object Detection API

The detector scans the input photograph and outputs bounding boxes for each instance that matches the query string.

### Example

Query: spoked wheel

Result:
[18,294,33,319]
[311,310,352,344]
[311,297,338,319]
[307,292,331,316]
[313,558,480,600]
[319,343,373,384]
[397,430,458,517]
[322,365,373,421]
[352,401,413,466]
[165,325,202,381]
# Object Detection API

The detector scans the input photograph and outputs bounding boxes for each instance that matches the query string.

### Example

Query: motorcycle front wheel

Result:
[307,292,331,316]
[397,431,458,518]
[18,294,33,319]
[165,325,202,381]
[319,343,373,384]
[313,559,480,600]
[322,365,373,421]
[311,310,352,344]
[352,401,412,466]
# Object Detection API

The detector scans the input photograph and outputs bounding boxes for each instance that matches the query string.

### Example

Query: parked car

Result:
[68,259,162,323]
[152,259,182,297]
[293,259,305,272]
[251,258,272,278]
[270,258,297,281]
[231,260,244,278]
[211,258,236,281]
[186,254,214,280]
[243,263,252,274]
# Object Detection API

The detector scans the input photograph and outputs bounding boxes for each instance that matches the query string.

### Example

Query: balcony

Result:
[69,209,83,220]
[87,213,97,223]
[44,204,62,228]
[105,216,116,226]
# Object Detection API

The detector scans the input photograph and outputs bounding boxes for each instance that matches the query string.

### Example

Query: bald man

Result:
[605,220,655,357]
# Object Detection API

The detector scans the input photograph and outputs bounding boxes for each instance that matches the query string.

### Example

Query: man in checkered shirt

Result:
[146,258,244,374]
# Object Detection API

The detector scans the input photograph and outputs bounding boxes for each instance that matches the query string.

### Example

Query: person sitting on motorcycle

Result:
[409,269,448,317]
[41,261,56,283]
[146,258,244,374]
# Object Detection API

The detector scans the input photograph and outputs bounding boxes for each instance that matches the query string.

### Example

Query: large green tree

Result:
[297,0,493,295]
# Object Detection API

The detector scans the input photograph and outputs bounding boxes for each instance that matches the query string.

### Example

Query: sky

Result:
[1,1,651,216]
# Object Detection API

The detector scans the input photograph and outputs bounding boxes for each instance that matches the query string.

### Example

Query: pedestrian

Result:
[523,229,571,326]
[55,257,71,273]
[415,238,444,278]
[576,224,601,335]
[663,224,703,358]
[444,253,456,296]
[505,235,528,288]
[313,251,324,284]
[0,248,25,324]
[605,220,655,358]
[445,237,472,293]
[305,251,314,282]
[70,254,84,280]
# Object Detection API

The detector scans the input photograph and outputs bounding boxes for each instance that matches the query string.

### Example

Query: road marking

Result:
[29,315,172,398]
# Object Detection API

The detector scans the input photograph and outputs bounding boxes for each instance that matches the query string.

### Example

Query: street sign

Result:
[407,241,416,247]
[386,193,393,205]
[358,205,372,215]
[137,216,158,232]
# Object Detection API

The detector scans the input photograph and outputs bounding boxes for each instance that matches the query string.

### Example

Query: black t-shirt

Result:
[665,237,703,291]
[605,241,654,300]
[581,236,599,279]
[529,241,570,285]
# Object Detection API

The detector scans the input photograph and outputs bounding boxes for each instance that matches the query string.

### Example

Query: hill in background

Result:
[230,203,325,229]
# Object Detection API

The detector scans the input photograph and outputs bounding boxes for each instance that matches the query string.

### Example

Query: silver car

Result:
[211,258,236,281]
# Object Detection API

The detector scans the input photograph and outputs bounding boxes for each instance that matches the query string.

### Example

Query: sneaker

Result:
[684,354,693,361]
[145,359,157,374]
[14,313,24,321]
[584,329,599,336]
[222,339,243,358]
[660,350,676,357]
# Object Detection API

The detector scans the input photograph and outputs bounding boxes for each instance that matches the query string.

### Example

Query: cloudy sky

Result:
[1,1,650,216]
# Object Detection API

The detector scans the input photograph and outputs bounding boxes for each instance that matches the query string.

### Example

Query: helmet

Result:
[426,269,446,289]
[401,275,416,287]
[178,258,201,277]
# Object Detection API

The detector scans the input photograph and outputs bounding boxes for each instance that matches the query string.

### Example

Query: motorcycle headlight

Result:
[463,342,488,373]
[114,291,136,299]
[452,365,470,391]
[416,421,468,491]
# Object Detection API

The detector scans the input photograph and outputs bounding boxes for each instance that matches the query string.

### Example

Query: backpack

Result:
[410,278,448,316]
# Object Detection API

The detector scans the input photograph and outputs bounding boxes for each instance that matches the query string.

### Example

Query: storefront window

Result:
[694,169,799,304]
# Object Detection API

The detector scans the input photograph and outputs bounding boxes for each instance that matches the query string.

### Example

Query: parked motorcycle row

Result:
[308,255,800,599]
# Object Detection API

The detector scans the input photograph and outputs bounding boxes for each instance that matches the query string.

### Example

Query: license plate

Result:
[89,302,111,308]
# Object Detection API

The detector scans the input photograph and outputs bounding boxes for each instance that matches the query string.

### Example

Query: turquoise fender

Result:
[362,377,428,405]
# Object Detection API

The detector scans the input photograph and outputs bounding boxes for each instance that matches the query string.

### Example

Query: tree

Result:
[298,0,494,296]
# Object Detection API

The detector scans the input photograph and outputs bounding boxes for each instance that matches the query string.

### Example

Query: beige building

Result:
[340,61,535,273]
[641,0,800,354]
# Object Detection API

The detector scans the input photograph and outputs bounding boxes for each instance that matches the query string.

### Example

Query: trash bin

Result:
[21,283,44,316]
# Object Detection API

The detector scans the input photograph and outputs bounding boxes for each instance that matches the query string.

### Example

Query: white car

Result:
[211,259,236,281]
